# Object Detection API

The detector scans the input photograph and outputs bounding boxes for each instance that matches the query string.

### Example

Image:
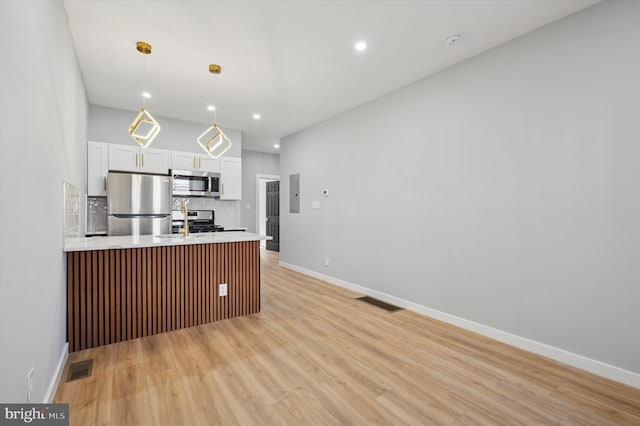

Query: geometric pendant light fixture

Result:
[128,41,160,148]
[197,64,232,159]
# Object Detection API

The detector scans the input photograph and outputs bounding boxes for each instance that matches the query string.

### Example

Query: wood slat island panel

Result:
[67,241,260,352]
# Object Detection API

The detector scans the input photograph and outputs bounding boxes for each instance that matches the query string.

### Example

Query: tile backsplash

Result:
[172,197,240,228]
[86,196,108,235]
[63,182,81,239]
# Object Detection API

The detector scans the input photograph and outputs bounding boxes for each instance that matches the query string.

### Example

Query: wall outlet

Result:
[219,283,227,297]
[325,257,330,267]
[27,367,34,402]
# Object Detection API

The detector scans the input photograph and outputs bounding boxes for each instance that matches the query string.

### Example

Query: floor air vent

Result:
[66,359,94,382]
[356,296,403,313]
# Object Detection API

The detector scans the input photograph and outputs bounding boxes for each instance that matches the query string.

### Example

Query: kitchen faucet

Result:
[179,199,189,237]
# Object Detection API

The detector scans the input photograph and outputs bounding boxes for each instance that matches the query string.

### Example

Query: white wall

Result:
[280,0,640,380]
[89,104,242,157]
[241,150,280,232]
[0,0,88,402]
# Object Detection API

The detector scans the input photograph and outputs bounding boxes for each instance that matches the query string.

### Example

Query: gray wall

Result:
[241,150,280,232]
[89,104,242,157]
[0,0,88,402]
[280,0,640,374]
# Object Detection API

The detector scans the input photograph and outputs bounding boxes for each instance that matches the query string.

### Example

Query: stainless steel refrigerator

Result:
[107,171,172,236]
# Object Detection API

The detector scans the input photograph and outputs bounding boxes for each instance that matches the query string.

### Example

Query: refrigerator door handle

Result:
[112,214,170,219]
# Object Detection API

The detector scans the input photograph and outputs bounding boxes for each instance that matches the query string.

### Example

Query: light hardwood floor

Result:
[55,249,640,425]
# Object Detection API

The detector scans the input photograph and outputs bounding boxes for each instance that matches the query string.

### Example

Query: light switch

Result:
[312,201,320,209]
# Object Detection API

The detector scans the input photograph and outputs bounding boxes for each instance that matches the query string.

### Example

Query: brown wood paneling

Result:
[195,245,200,326]
[141,248,146,336]
[73,252,80,352]
[147,247,152,336]
[157,245,162,334]
[134,248,139,337]
[115,250,121,344]
[66,241,260,351]
[90,251,96,348]
[97,251,104,347]
[162,247,171,331]
[103,250,109,346]
[79,251,86,351]
[217,243,222,321]
[110,250,115,344]
[125,249,131,341]
[190,244,195,327]
[176,246,185,329]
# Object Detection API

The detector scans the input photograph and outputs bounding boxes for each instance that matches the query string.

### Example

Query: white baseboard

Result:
[44,343,68,403]
[279,261,640,389]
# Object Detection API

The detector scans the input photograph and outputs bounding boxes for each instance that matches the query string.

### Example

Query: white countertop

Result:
[64,232,271,252]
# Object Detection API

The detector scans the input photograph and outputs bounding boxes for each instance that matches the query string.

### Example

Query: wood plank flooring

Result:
[54,249,640,425]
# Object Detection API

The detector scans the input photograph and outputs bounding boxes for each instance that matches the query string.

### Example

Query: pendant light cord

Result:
[212,74,217,124]
[142,54,147,109]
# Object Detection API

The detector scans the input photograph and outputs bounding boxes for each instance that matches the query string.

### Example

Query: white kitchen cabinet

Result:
[108,144,140,172]
[87,141,109,196]
[108,144,169,174]
[199,155,220,173]
[171,151,197,171]
[171,150,220,173]
[141,148,171,174]
[219,156,242,200]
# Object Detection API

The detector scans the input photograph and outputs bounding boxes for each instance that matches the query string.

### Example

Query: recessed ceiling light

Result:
[207,105,216,111]
[274,144,279,148]
[354,41,367,51]
[253,114,261,120]
[142,92,151,98]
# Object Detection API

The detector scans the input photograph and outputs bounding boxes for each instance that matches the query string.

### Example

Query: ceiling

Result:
[63,0,600,154]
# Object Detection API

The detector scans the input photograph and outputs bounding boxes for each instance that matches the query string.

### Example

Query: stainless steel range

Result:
[171,210,223,234]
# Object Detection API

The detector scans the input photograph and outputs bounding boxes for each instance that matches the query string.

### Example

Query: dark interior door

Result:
[266,181,280,251]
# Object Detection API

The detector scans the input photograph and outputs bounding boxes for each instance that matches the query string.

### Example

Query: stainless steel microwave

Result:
[171,169,220,197]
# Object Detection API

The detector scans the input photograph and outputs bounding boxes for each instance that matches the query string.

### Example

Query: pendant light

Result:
[197,64,232,159]
[128,41,160,148]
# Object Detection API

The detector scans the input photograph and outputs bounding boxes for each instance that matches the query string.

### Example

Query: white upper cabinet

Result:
[108,144,169,174]
[89,143,238,200]
[171,150,220,173]
[198,155,220,173]
[171,151,197,171]
[141,148,171,174]
[219,156,242,200]
[87,141,109,196]
[108,144,141,172]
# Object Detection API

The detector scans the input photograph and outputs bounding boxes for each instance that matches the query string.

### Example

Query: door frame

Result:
[255,174,279,246]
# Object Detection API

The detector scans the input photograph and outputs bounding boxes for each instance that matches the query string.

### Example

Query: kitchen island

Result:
[64,232,270,352]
